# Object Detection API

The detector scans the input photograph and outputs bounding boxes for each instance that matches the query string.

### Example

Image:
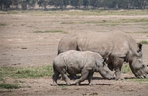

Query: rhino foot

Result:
[115,77,125,80]
[51,83,58,86]
[66,82,71,86]
[137,75,146,79]
[68,75,80,80]
[89,83,95,86]
[71,81,80,86]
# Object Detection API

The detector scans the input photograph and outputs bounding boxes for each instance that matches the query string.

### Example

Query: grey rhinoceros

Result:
[52,50,114,86]
[58,31,148,80]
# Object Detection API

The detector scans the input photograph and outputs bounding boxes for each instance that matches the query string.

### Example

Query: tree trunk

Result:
[21,2,27,10]
[0,2,4,10]
[115,0,119,9]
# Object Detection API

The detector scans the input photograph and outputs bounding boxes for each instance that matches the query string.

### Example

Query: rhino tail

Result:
[53,61,56,73]
[57,47,64,55]
[76,45,82,51]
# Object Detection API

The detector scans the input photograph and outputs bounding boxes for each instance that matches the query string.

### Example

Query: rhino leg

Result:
[88,72,94,85]
[51,68,60,86]
[68,74,79,80]
[74,69,89,85]
[108,63,114,71]
[112,57,124,80]
[61,69,71,85]
[107,58,114,71]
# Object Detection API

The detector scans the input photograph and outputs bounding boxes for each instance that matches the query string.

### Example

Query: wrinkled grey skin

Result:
[52,50,114,86]
[58,32,148,80]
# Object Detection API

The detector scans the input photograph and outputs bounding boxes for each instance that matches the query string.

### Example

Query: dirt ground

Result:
[0,10,148,96]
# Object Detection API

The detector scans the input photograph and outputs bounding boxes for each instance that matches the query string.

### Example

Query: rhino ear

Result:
[103,58,108,62]
[137,43,142,53]
[103,58,108,66]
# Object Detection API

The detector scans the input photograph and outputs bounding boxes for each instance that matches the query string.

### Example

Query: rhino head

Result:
[130,58,148,78]
[129,44,148,78]
[97,58,114,79]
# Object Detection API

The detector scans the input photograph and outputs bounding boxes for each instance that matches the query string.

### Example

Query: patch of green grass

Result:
[126,31,148,34]
[99,18,148,24]
[89,9,148,15]
[7,11,19,14]
[122,64,148,83]
[139,41,148,45]
[135,31,148,34]
[1,10,148,16]
[121,64,132,74]
[61,21,75,24]
[0,65,53,89]
[0,65,53,79]
[0,83,21,89]
[119,18,148,23]
[59,85,68,90]
[33,30,67,34]
[127,78,148,83]
[56,9,148,16]
[139,31,148,34]
[63,18,148,27]
[0,76,5,83]
[16,9,148,16]
[0,11,6,14]
[1,10,30,14]
[0,23,7,26]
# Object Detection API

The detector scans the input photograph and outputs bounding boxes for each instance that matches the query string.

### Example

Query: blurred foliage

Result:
[0,0,148,10]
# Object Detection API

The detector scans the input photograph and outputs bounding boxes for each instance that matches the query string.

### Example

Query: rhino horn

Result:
[103,58,108,66]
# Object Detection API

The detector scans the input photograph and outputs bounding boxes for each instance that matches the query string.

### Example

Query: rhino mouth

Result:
[101,71,114,80]
[135,70,148,78]
[136,75,147,78]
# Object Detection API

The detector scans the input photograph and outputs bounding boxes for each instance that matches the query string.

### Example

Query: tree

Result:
[83,0,90,9]
[28,0,36,9]
[0,0,12,10]
[63,0,69,9]
[100,0,115,9]
[0,0,5,10]
[50,0,64,10]
[90,0,102,9]
[21,0,30,10]
[140,0,148,9]
[38,0,49,10]
[70,0,83,9]
[11,0,21,9]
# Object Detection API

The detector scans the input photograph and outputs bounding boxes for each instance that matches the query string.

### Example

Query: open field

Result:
[0,10,148,96]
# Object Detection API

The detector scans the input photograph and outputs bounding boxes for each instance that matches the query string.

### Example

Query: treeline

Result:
[0,0,148,10]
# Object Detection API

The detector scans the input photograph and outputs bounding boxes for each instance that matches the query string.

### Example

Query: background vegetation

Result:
[1,0,148,10]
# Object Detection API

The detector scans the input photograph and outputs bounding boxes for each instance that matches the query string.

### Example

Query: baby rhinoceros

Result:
[51,50,114,86]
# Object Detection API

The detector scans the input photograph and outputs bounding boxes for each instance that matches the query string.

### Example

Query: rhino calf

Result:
[52,50,114,86]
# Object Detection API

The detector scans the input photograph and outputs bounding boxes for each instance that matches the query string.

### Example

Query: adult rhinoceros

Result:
[58,31,148,80]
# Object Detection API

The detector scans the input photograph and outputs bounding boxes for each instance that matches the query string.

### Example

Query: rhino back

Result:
[58,31,138,59]
[76,32,136,58]
[62,50,96,66]
[58,33,77,54]
[59,50,99,74]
